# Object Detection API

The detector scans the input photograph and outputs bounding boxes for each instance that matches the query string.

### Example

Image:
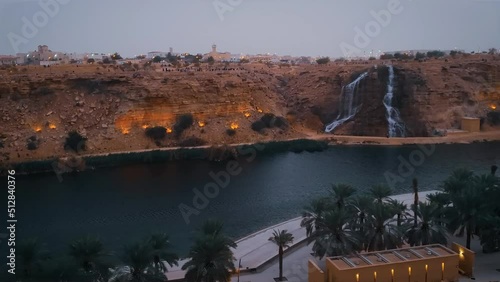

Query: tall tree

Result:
[182,220,237,282]
[443,169,483,249]
[148,233,179,273]
[363,202,402,251]
[68,236,110,281]
[369,184,392,204]
[304,207,361,258]
[412,178,419,228]
[330,184,356,210]
[387,198,408,227]
[18,238,49,280]
[269,229,294,281]
[406,202,448,246]
[113,242,165,282]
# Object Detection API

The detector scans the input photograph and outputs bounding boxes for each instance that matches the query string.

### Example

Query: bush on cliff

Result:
[173,114,194,137]
[64,131,87,153]
[145,126,167,140]
[226,129,236,136]
[26,135,40,150]
[31,86,54,96]
[251,120,266,132]
[260,113,276,128]
[316,57,330,65]
[487,111,500,126]
[178,137,206,147]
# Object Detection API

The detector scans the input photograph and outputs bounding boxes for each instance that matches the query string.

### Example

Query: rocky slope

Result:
[0,54,499,165]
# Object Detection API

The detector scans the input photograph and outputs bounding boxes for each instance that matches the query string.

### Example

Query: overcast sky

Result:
[0,0,499,57]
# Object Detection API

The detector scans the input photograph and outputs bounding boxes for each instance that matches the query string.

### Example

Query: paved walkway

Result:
[165,217,306,280]
[165,190,440,281]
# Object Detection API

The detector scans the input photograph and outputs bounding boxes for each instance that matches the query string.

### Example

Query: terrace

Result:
[309,244,463,282]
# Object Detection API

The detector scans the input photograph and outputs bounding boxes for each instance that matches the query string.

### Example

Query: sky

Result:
[0,0,499,58]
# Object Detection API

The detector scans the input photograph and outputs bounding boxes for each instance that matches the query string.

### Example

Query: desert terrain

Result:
[0,54,499,166]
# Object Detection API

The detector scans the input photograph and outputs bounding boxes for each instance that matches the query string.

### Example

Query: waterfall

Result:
[383,65,406,137]
[325,72,368,133]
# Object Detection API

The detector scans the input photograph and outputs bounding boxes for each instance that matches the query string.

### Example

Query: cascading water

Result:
[325,72,368,133]
[383,65,406,137]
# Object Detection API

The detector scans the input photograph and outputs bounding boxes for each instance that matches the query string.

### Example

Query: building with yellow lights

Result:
[308,244,474,282]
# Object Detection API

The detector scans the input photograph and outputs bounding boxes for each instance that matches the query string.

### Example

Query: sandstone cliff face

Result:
[282,55,499,137]
[0,55,498,164]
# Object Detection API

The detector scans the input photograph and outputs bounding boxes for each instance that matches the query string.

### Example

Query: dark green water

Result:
[2,142,499,261]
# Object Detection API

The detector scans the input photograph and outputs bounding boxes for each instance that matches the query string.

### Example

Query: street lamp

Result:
[237,258,241,282]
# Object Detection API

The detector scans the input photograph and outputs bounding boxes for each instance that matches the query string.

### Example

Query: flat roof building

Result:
[309,244,465,282]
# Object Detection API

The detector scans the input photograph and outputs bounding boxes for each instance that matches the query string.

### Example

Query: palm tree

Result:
[369,184,392,204]
[113,242,165,282]
[352,195,373,234]
[182,220,237,282]
[406,202,448,246]
[18,238,49,280]
[443,169,486,249]
[442,168,474,195]
[387,199,408,227]
[269,229,294,281]
[305,208,361,258]
[363,202,402,251]
[412,178,419,228]
[301,197,331,236]
[68,236,110,280]
[330,184,356,210]
[148,233,179,273]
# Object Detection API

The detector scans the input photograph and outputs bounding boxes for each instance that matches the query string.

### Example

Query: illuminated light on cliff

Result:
[244,112,251,118]
[121,128,130,135]
[230,122,239,130]
[34,126,42,132]
[142,125,150,129]
[198,121,206,127]
[491,105,497,110]
[49,124,57,129]
[257,108,263,113]
[167,128,173,133]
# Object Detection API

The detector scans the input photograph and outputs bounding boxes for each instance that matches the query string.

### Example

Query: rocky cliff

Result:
[0,54,499,164]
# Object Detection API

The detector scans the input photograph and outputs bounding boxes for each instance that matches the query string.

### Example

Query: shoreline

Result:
[2,131,500,175]
[165,190,440,281]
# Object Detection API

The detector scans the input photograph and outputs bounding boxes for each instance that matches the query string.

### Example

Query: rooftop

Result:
[328,244,456,270]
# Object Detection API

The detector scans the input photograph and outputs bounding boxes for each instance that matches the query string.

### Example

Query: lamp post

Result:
[237,258,241,282]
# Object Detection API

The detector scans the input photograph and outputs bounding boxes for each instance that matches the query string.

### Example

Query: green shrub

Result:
[27,135,39,150]
[145,126,167,140]
[316,57,330,65]
[226,129,236,136]
[178,137,206,147]
[251,120,266,132]
[32,86,54,96]
[273,116,289,129]
[64,131,87,153]
[487,111,500,125]
[260,113,276,128]
[173,114,194,137]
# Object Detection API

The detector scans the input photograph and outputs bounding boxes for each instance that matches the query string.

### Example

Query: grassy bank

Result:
[3,138,328,175]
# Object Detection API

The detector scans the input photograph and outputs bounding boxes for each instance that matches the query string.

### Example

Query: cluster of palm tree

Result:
[15,220,238,282]
[16,233,178,282]
[181,219,237,282]
[302,166,500,259]
[427,166,500,252]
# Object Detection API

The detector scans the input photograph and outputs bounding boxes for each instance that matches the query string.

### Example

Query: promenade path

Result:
[165,190,440,281]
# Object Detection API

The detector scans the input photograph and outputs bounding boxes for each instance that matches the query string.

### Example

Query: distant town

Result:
[0,43,490,67]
